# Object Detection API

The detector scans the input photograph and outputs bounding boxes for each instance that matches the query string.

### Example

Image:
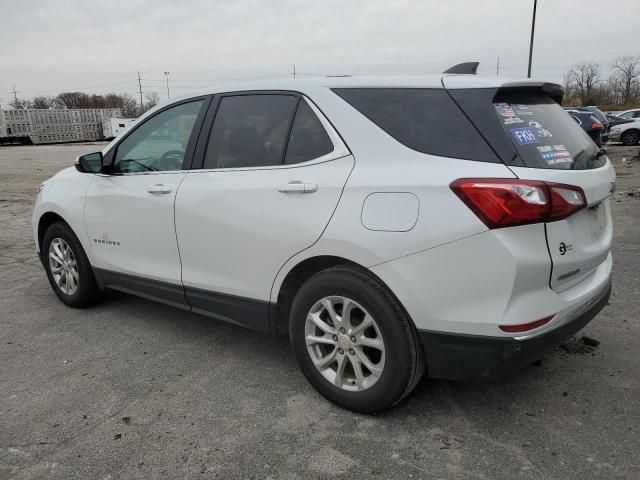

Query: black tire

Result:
[289,265,425,413]
[621,130,640,146]
[42,222,103,308]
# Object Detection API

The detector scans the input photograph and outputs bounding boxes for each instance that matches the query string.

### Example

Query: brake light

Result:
[592,123,603,129]
[450,179,587,229]
[499,316,553,333]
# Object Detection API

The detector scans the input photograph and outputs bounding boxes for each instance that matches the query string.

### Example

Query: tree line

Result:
[9,91,161,117]
[563,55,640,109]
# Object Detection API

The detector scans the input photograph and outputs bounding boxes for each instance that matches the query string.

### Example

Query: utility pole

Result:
[164,72,170,99]
[292,64,296,79]
[12,85,19,106]
[496,57,500,76]
[527,0,538,78]
[137,72,144,114]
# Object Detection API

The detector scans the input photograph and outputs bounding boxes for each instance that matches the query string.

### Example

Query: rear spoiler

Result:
[498,81,564,104]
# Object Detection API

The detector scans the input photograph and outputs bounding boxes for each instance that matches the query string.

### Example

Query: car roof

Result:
[160,75,561,103]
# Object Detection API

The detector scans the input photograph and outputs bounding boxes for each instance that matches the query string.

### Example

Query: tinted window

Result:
[284,101,333,164]
[492,91,605,170]
[332,88,498,162]
[203,95,298,169]
[114,100,203,173]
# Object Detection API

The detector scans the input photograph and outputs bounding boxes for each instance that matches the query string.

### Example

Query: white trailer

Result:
[102,118,136,140]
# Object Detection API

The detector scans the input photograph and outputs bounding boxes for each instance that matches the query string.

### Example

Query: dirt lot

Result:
[0,142,639,479]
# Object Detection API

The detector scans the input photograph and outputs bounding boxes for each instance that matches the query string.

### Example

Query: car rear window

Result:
[492,91,605,170]
[332,88,499,162]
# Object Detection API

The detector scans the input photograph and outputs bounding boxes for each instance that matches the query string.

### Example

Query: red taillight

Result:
[499,316,553,333]
[592,123,603,129]
[450,179,587,229]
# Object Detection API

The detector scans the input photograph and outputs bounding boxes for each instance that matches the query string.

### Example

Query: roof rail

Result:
[443,62,479,75]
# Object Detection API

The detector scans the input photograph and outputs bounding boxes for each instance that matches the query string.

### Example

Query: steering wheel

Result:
[159,150,185,170]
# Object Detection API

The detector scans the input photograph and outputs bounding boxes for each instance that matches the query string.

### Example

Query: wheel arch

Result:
[271,254,415,337]
[37,211,71,256]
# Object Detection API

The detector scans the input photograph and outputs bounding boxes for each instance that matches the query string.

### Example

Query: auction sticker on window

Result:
[537,144,573,165]
[511,127,539,145]
[494,103,523,125]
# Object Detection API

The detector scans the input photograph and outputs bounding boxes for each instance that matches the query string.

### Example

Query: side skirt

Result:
[94,268,272,334]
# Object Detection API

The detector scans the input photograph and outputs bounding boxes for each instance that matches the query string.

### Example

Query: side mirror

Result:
[75,152,104,173]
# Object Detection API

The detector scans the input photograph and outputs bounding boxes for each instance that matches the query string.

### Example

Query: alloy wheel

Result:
[305,296,386,392]
[48,238,79,295]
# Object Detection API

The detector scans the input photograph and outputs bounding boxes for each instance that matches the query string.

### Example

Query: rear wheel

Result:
[42,222,102,308]
[621,130,640,146]
[289,265,425,413]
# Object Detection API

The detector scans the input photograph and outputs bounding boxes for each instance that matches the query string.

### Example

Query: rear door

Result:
[175,93,353,326]
[488,90,614,291]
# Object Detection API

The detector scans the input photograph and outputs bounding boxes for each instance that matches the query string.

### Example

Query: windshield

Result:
[493,91,605,170]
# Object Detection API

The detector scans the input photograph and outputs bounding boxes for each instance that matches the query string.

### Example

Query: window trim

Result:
[102,95,212,176]
[191,90,349,172]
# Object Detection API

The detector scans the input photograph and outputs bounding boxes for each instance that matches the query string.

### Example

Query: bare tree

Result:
[144,92,160,111]
[9,97,32,109]
[610,55,640,104]
[564,62,601,104]
[31,95,54,109]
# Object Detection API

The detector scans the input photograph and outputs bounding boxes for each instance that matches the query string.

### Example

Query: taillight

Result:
[450,179,587,229]
[592,123,603,129]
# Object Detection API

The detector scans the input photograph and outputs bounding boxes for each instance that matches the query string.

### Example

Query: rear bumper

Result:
[418,279,611,379]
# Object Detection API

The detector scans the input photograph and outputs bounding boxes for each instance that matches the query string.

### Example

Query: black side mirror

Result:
[75,152,104,173]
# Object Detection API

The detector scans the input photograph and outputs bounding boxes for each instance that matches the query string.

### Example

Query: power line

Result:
[527,0,538,78]
[164,72,170,99]
[137,72,144,113]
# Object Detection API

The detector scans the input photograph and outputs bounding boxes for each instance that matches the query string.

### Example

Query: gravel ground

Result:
[0,142,639,480]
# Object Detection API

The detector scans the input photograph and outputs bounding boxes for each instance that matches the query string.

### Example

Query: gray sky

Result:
[1,0,639,104]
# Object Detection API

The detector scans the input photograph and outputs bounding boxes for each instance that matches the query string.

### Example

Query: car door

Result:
[85,98,208,305]
[175,93,353,330]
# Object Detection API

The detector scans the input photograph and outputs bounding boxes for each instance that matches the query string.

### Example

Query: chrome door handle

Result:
[278,182,318,193]
[146,184,172,195]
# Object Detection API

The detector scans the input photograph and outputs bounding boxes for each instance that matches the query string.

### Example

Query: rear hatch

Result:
[446,82,615,292]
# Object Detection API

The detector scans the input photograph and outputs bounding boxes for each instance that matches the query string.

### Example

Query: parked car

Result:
[566,110,605,146]
[565,106,609,131]
[614,108,640,120]
[609,118,640,145]
[606,113,635,129]
[33,74,614,412]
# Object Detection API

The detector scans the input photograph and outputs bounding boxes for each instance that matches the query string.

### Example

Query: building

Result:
[0,108,122,144]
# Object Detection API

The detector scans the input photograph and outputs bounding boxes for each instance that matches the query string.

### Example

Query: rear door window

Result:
[333,88,499,162]
[203,94,298,169]
[492,91,605,170]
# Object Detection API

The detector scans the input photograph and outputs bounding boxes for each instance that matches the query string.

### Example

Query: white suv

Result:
[33,74,614,412]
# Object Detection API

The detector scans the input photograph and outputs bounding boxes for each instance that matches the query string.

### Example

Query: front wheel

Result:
[42,222,103,308]
[289,266,425,413]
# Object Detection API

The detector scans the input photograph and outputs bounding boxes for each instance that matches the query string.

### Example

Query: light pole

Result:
[164,72,170,99]
[527,0,538,78]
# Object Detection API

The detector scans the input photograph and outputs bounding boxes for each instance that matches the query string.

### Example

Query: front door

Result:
[85,99,206,294]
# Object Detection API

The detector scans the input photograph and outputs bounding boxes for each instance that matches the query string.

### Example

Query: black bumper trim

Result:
[418,280,611,379]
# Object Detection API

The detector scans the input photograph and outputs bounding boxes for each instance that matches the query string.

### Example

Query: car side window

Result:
[203,94,298,169]
[113,100,203,173]
[284,101,334,165]
[619,112,633,119]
